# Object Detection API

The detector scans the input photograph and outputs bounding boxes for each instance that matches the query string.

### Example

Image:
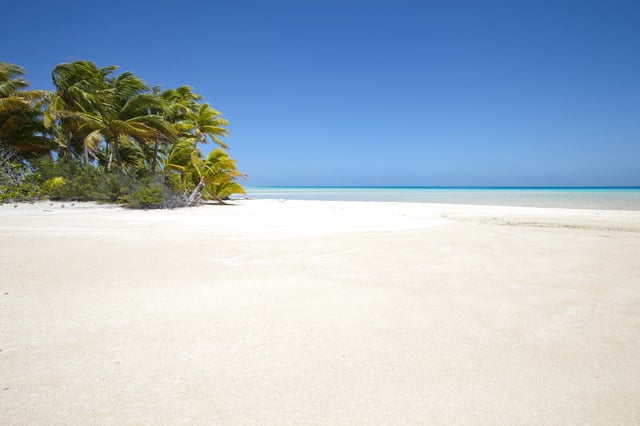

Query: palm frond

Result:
[0,96,30,113]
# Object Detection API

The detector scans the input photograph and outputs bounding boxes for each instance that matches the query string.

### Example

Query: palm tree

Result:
[0,62,50,158]
[79,70,175,172]
[168,143,244,204]
[164,137,198,197]
[186,103,229,149]
[148,86,201,175]
[198,148,245,203]
[0,62,31,112]
[44,60,115,164]
[45,61,176,173]
[2,59,244,207]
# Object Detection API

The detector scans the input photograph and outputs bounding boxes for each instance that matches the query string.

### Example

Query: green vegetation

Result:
[0,60,245,207]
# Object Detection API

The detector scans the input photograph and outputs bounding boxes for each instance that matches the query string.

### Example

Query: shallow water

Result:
[242,187,640,211]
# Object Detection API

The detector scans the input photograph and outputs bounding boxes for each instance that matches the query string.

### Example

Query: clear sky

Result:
[3,0,639,186]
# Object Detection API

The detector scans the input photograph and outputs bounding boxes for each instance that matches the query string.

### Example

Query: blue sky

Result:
[3,0,639,185]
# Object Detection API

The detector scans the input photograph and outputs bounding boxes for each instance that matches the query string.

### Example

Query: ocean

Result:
[241,187,640,211]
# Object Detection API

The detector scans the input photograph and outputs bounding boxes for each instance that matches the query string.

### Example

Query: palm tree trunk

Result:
[113,137,123,171]
[109,130,123,171]
[150,140,159,175]
[187,177,205,204]
[83,145,89,166]
[213,195,229,205]
[105,141,112,172]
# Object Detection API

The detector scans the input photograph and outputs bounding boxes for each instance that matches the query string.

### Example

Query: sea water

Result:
[242,187,640,211]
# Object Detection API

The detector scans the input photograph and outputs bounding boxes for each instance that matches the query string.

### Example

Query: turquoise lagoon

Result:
[241,187,640,211]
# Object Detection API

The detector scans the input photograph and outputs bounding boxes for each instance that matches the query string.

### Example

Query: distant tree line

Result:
[0,60,245,208]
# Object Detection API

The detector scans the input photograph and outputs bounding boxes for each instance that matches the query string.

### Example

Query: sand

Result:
[1,199,639,424]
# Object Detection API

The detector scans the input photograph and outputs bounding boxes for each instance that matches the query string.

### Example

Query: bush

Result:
[124,176,187,209]
[33,158,103,201]
[0,160,44,203]
[127,181,164,209]
[2,157,187,209]
[0,180,44,203]
[43,176,68,199]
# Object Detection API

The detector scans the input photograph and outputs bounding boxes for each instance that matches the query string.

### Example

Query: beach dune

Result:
[1,200,639,424]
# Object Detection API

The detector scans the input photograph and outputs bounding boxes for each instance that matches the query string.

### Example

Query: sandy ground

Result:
[1,199,639,425]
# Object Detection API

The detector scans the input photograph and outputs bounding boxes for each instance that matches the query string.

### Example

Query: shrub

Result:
[0,160,44,203]
[128,182,164,209]
[3,157,187,209]
[32,158,103,201]
[43,176,68,199]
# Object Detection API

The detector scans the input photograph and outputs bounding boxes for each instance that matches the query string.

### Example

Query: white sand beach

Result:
[1,200,639,424]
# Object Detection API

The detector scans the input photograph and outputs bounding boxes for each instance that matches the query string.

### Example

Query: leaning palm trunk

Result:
[186,177,230,205]
[187,178,205,204]
[211,194,229,205]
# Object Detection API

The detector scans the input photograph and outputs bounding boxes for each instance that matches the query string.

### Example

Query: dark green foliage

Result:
[128,182,164,209]
[0,164,44,203]
[26,158,187,208]
[0,148,44,203]
[121,176,186,209]
[33,157,104,201]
